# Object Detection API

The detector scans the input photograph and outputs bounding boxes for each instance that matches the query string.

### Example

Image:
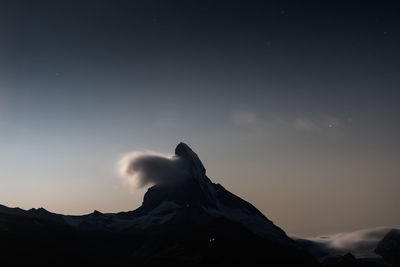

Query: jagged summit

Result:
[31,142,288,244]
[123,142,292,243]
[17,143,291,243]
[173,142,216,205]
[175,142,206,177]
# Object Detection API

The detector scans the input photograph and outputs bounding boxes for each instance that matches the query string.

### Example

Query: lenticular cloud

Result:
[118,151,190,188]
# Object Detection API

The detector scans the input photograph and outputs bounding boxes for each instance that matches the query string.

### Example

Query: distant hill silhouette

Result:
[376,229,400,266]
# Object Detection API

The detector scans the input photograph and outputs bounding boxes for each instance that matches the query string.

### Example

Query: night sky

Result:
[0,0,399,236]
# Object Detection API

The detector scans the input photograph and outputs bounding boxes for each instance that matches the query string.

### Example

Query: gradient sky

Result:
[0,0,399,236]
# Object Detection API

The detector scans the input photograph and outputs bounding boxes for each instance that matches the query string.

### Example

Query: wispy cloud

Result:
[275,115,342,134]
[292,118,322,133]
[231,110,260,129]
[231,111,344,137]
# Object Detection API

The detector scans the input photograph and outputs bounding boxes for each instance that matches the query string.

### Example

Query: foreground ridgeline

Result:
[0,143,398,266]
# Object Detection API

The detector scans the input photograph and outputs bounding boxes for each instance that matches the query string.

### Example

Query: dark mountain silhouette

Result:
[375,229,400,267]
[0,142,320,266]
[321,252,391,267]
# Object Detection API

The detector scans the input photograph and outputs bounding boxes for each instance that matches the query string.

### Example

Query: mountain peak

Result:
[174,142,215,202]
[175,142,206,177]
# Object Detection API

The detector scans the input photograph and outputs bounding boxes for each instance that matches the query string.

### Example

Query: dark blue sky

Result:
[0,0,399,236]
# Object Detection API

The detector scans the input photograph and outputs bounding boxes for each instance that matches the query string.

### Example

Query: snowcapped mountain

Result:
[0,143,317,266]
[61,143,292,243]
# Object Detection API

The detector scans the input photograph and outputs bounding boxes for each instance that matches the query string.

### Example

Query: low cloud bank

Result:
[298,227,393,258]
[119,151,190,188]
